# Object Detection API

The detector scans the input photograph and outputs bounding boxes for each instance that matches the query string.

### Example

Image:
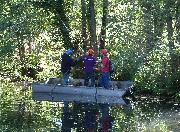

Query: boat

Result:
[32,78,133,105]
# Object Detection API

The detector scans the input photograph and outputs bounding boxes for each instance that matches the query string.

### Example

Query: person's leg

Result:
[62,72,70,127]
[63,72,69,110]
[90,72,95,87]
[63,73,69,85]
[104,72,110,89]
[100,73,103,87]
[101,72,110,89]
[84,72,89,86]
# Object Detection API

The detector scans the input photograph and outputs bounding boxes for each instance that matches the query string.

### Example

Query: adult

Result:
[99,49,110,89]
[78,48,96,87]
[61,49,76,85]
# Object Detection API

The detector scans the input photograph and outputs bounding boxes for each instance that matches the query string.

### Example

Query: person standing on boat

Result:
[78,48,96,87]
[61,49,76,85]
[99,49,110,89]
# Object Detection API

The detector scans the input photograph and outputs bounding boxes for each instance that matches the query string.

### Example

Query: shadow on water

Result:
[0,81,180,132]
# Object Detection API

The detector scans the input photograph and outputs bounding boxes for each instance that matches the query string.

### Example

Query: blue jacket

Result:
[61,53,76,74]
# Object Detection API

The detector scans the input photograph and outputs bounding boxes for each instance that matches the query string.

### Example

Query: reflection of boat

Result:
[32,78,133,105]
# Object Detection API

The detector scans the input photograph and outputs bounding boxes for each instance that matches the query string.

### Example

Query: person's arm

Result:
[76,55,84,63]
[72,58,77,66]
[94,57,96,65]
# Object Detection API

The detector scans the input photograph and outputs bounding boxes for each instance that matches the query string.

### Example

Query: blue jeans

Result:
[100,72,110,89]
[63,72,69,85]
[84,72,95,87]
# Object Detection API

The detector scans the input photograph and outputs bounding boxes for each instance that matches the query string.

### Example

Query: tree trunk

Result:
[18,39,25,64]
[153,3,165,44]
[27,37,32,54]
[175,0,180,70]
[138,1,154,65]
[143,3,154,53]
[81,0,88,52]
[100,0,108,49]
[88,0,98,55]
[56,0,72,49]
[165,0,176,73]
[175,0,180,46]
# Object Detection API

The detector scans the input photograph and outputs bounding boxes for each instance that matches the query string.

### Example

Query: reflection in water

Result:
[59,102,114,132]
[99,104,113,132]
[0,81,180,131]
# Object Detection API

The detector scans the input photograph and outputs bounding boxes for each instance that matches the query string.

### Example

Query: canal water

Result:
[0,81,180,132]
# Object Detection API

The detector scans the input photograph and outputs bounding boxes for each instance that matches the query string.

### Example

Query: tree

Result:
[139,1,154,53]
[88,0,98,54]
[165,0,176,73]
[175,0,180,70]
[32,0,72,49]
[100,0,108,49]
[153,1,165,44]
[176,0,180,44]
[81,0,88,52]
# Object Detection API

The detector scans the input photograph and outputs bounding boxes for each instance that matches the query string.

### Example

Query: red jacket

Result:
[100,57,109,73]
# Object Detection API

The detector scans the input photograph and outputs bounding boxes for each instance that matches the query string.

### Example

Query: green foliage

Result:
[105,1,144,81]
[104,0,179,96]
[0,80,63,131]
[134,47,180,95]
[0,0,179,97]
[0,43,16,57]
[0,1,63,80]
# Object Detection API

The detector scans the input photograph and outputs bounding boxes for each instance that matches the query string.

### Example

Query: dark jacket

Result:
[61,53,76,74]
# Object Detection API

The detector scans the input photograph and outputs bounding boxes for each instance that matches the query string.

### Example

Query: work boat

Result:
[32,78,133,105]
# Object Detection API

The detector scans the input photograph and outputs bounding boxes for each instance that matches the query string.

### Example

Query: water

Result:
[0,81,180,132]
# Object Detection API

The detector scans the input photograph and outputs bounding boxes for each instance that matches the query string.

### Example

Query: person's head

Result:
[100,49,108,56]
[87,48,94,56]
[65,49,73,55]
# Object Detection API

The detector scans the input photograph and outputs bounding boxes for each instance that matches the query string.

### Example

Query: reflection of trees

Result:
[126,97,177,131]
[0,81,59,131]
[110,99,168,131]
[110,105,135,132]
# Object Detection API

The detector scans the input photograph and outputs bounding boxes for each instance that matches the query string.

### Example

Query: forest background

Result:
[0,0,179,100]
